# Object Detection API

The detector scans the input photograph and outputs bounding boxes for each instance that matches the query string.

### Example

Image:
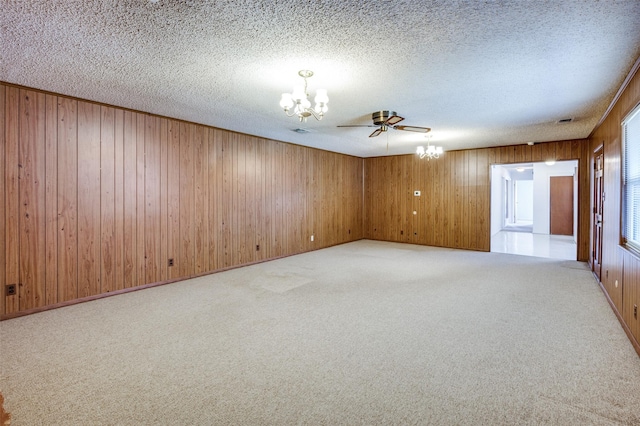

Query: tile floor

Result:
[491,231,577,260]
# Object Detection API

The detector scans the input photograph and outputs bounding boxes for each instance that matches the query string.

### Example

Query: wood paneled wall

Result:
[0,83,363,317]
[589,62,640,353]
[364,140,591,260]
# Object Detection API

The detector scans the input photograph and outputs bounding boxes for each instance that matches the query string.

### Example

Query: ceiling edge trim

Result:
[590,54,640,137]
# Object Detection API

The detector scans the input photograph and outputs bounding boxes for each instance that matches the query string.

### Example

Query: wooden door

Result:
[593,149,604,280]
[550,176,574,236]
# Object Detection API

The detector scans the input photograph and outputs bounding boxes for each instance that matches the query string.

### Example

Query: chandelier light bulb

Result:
[314,89,328,104]
[279,93,294,110]
[291,84,306,102]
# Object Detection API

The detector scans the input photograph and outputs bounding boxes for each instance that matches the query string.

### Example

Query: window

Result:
[622,103,640,252]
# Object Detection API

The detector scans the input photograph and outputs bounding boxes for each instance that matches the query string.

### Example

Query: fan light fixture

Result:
[279,70,328,122]
[416,143,443,160]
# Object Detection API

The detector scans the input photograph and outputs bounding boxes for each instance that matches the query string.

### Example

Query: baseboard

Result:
[0,239,364,321]
[596,275,640,358]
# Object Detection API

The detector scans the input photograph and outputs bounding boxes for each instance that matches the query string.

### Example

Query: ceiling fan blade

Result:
[369,128,383,138]
[394,125,431,133]
[385,115,404,126]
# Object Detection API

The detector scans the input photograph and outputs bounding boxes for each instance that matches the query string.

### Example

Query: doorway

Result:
[592,147,603,280]
[490,160,578,260]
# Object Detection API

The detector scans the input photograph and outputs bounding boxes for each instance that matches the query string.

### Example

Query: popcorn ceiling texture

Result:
[2,0,640,157]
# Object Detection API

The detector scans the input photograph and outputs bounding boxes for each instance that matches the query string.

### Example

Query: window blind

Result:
[623,103,640,251]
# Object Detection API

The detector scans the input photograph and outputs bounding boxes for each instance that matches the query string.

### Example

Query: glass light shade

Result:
[279,93,294,109]
[417,146,425,155]
[314,89,328,104]
[315,104,328,114]
[436,146,443,154]
[291,84,306,102]
[301,98,311,109]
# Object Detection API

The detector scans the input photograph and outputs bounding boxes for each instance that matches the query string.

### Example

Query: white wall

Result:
[490,165,510,236]
[532,161,578,234]
[515,180,534,221]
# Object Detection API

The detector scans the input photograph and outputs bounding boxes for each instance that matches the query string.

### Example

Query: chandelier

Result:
[416,143,443,160]
[279,70,328,122]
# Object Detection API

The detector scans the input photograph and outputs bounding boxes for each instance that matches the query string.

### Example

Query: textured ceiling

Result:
[2,1,640,157]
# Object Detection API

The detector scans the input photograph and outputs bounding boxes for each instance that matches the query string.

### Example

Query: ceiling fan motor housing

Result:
[372,111,397,125]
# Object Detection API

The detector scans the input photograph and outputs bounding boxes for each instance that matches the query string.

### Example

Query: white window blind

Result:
[623,103,640,251]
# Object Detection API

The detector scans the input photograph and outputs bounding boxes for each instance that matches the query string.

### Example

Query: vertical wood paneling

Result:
[167,119,181,280]
[5,86,19,314]
[57,97,78,301]
[159,118,169,282]
[235,134,247,264]
[44,94,58,305]
[100,106,116,293]
[114,110,125,291]
[221,131,232,267]
[262,138,272,260]
[144,114,161,285]
[193,124,208,273]
[587,63,640,354]
[19,89,46,309]
[0,84,5,316]
[77,101,101,298]
[245,136,257,261]
[476,149,490,250]
[1,82,364,317]
[135,113,145,285]
[208,129,221,269]
[179,122,195,276]
[622,251,640,345]
[272,141,284,257]
[122,111,137,288]
[254,137,265,261]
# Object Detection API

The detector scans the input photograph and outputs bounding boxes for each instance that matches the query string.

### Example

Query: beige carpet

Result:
[1,240,639,425]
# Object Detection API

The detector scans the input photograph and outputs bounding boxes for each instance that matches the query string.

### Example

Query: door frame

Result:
[592,144,604,280]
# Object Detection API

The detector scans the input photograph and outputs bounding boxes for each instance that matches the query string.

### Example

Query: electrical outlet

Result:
[634,304,638,319]
[256,244,260,251]
[5,284,16,296]
[168,258,174,267]
[310,235,314,242]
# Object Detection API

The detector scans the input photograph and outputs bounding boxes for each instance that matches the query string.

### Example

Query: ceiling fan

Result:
[337,111,431,138]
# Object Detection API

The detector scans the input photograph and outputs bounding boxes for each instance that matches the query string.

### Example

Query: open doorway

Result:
[490,160,578,260]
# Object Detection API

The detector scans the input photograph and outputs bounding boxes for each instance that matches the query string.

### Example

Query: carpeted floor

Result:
[1,240,639,425]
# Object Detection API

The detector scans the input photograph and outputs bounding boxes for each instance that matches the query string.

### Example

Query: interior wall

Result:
[364,140,590,259]
[532,161,577,234]
[515,180,533,222]
[490,165,506,235]
[0,83,364,317]
[588,61,640,353]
